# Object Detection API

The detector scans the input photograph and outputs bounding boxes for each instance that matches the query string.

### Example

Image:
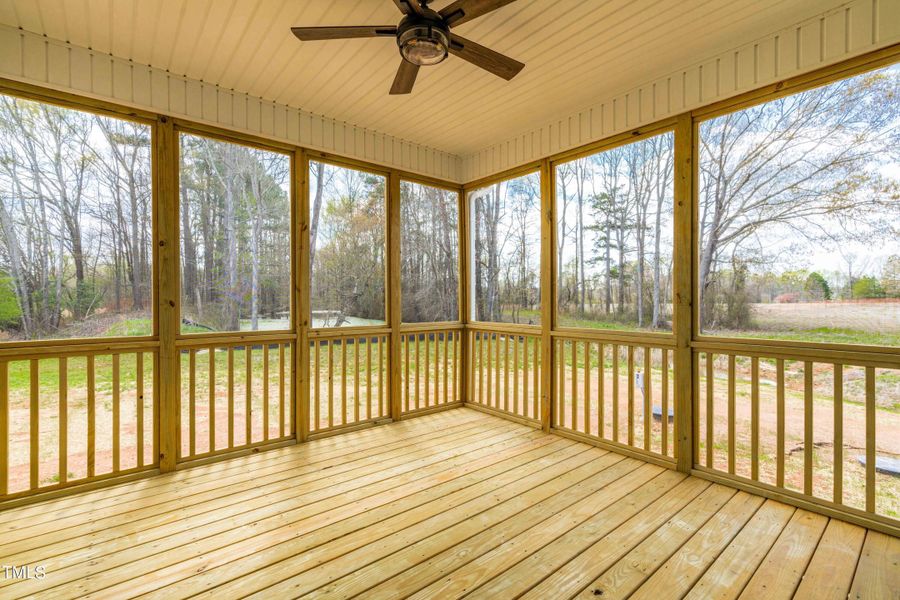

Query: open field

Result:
[750,300,900,334]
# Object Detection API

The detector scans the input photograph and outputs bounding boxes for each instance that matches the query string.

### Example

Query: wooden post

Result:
[458,184,469,405]
[388,171,403,420]
[156,116,179,473]
[539,158,554,433]
[296,149,310,442]
[673,113,694,473]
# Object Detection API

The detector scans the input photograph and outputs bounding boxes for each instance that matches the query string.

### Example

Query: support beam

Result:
[296,149,310,442]
[388,171,403,420]
[673,113,695,473]
[156,116,179,472]
[539,158,554,432]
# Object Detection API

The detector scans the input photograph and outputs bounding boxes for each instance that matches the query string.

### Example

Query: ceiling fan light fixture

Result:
[398,25,449,66]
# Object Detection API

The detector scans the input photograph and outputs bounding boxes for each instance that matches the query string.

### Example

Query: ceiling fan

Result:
[291,0,525,95]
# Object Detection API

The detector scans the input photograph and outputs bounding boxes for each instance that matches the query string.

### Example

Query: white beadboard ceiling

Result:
[0,0,857,159]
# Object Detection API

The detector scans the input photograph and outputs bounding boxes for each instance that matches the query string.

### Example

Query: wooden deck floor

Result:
[0,407,896,599]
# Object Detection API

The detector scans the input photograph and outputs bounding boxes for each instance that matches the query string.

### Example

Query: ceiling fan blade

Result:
[390,60,420,95]
[391,0,426,16]
[448,34,524,80]
[440,0,519,27]
[291,26,397,41]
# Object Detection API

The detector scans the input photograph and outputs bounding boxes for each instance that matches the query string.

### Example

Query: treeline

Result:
[556,133,674,329]
[309,162,386,325]
[726,260,900,305]
[699,66,900,330]
[400,182,459,323]
[470,174,542,324]
[179,135,291,332]
[0,96,152,340]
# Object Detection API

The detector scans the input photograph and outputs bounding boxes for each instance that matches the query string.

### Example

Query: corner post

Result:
[295,149,310,442]
[156,116,179,472]
[458,183,469,405]
[388,171,403,420]
[539,158,554,433]
[673,113,695,472]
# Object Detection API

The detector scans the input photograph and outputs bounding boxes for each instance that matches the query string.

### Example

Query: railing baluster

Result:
[313,340,320,431]
[0,361,7,496]
[776,358,785,488]
[380,336,386,417]
[189,349,196,456]
[504,334,510,413]
[751,356,759,481]
[453,332,459,404]
[245,345,252,444]
[278,344,285,438]
[865,366,875,513]
[584,342,591,435]
[228,347,234,448]
[833,363,843,504]
[263,344,270,440]
[599,343,605,440]
[612,344,619,442]
[113,353,120,472]
[366,337,372,420]
[513,335,520,417]
[354,339,360,421]
[728,354,735,475]
[706,353,714,469]
[571,341,578,430]
[493,333,501,410]
[136,353,144,467]
[661,348,668,456]
[404,334,411,412]
[415,334,421,411]
[30,359,38,489]
[424,333,431,408]
[59,357,67,484]
[627,345,634,447]
[327,340,334,429]
[644,347,651,451]
[804,360,813,495]
[557,339,565,427]
[210,348,217,451]
[444,332,450,405]
[341,338,348,425]
[87,355,95,478]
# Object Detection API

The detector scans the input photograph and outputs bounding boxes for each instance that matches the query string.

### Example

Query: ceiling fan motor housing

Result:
[397,11,451,66]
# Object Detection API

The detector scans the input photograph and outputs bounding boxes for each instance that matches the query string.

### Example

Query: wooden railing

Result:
[466,326,542,425]
[552,335,676,463]
[176,336,294,463]
[399,327,463,415]
[0,344,157,500]
[692,342,899,529]
[308,331,390,435]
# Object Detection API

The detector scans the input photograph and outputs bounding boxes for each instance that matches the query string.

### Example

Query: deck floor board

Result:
[0,407,894,599]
